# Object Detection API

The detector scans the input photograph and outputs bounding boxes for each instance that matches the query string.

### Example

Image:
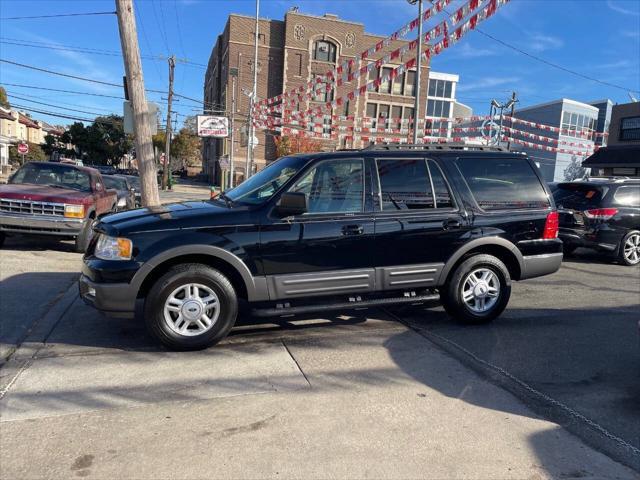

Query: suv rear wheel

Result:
[619,230,640,266]
[145,263,238,350]
[440,254,511,324]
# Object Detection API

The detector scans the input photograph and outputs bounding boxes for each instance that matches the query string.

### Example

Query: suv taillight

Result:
[542,211,559,239]
[584,208,618,220]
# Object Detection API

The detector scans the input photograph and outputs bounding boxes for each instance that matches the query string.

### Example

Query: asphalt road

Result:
[389,248,640,468]
[1,227,639,476]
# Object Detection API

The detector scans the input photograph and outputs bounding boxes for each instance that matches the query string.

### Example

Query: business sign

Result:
[17,143,29,154]
[197,115,229,138]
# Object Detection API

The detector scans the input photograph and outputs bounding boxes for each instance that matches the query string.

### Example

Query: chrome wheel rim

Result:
[461,268,500,313]
[623,234,640,264]
[163,283,220,336]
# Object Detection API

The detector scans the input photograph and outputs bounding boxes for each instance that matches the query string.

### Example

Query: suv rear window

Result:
[552,183,606,209]
[457,157,550,210]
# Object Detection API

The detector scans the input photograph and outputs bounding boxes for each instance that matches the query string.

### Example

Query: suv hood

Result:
[97,200,254,235]
[0,183,91,204]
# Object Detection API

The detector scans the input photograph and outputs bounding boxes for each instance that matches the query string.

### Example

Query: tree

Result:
[563,156,586,181]
[62,116,133,166]
[274,135,322,157]
[9,141,46,165]
[0,86,9,109]
[171,128,202,169]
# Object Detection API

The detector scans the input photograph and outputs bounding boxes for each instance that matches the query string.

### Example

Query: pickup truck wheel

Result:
[74,220,93,253]
[144,263,238,351]
[0,232,5,248]
[440,254,511,324]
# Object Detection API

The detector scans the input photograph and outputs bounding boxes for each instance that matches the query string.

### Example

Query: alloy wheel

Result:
[461,267,501,313]
[623,233,640,265]
[163,283,220,336]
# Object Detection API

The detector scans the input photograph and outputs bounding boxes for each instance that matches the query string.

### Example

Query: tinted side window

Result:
[377,159,433,210]
[428,160,454,208]
[613,186,640,207]
[289,159,364,214]
[457,157,550,210]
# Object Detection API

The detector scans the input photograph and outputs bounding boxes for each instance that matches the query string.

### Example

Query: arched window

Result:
[313,40,337,63]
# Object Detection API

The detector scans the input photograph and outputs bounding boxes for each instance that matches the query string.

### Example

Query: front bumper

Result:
[0,212,84,236]
[520,252,563,280]
[79,274,136,318]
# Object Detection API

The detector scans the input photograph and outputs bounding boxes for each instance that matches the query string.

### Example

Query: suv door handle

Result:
[442,219,462,230]
[342,224,364,236]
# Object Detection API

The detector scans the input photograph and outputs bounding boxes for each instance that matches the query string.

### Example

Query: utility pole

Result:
[115,0,160,207]
[163,55,175,190]
[246,0,260,179]
[409,0,424,144]
[229,71,238,188]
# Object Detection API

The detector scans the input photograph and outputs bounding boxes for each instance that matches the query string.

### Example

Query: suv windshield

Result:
[225,156,308,205]
[10,162,92,192]
[552,183,606,209]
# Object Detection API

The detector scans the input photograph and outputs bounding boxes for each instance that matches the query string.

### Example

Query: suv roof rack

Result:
[362,143,510,152]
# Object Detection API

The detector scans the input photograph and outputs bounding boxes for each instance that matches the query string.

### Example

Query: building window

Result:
[313,40,337,63]
[406,70,416,97]
[343,100,350,116]
[295,53,303,76]
[366,103,377,118]
[561,111,597,138]
[427,99,452,118]
[379,67,393,94]
[620,116,640,141]
[312,75,334,102]
[393,72,405,95]
[378,104,390,122]
[428,79,453,99]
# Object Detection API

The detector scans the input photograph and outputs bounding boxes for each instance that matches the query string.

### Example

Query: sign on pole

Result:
[17,143,29,154]
[123,101,159,135]
[197,116,229,138]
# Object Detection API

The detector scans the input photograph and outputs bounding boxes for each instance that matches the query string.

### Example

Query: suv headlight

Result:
[117,197,127,208]
[95,235,133,260]
[64,204,85,218]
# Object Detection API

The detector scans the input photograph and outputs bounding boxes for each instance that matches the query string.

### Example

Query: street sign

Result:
[197,116,229,138]
[123,101,159,135]
[218,155,230,169]
[17,143,29,154]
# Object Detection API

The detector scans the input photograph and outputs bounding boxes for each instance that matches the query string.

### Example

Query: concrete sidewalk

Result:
[1,297,635,479]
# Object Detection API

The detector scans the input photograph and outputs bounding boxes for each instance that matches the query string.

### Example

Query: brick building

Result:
[203,10,430,184]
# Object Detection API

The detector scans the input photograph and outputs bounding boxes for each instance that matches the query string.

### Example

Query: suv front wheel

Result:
[440,254,511,324]
[145,263,238,350]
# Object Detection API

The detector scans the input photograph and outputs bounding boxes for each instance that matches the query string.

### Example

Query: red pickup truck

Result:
[0,161,117,252]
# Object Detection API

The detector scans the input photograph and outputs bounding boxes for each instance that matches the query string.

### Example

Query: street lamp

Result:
[407,0,424,144]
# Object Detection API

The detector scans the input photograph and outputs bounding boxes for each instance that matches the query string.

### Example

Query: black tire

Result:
[440,254,511,324]
[74,219,94,253]
[563,244,577,256]
[0,232,5,248]
[144,263,238,351]
[618,230,640,266]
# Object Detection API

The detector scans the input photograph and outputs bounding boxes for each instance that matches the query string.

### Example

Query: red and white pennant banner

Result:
[255,0,453,110]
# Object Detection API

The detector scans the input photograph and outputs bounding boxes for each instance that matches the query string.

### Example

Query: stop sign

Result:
[17,143,29,154]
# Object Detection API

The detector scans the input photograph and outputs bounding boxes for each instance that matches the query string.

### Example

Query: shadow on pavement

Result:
[386,304,640,471]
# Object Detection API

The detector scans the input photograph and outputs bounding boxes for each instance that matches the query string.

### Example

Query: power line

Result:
[8,104,121,125]
[8,94,116,116]
[151,0,171,55]
[0,37,206,68]
[1,11,115,20]
[0,82,124,99]
[0,58,122,87]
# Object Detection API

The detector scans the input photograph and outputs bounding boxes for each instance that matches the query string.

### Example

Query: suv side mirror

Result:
[276,192,307,217]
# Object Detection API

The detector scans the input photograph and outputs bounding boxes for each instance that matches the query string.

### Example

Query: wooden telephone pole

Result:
[162,55,175,190]
[115,0,160,207]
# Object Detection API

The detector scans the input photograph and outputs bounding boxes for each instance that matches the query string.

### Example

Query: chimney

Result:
[323,13,339,19]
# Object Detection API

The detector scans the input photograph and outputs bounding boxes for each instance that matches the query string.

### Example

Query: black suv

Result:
[551,178,640,266]
[79,145,562,350]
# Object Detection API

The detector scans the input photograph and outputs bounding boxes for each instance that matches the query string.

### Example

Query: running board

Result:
[251,293,440,317]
